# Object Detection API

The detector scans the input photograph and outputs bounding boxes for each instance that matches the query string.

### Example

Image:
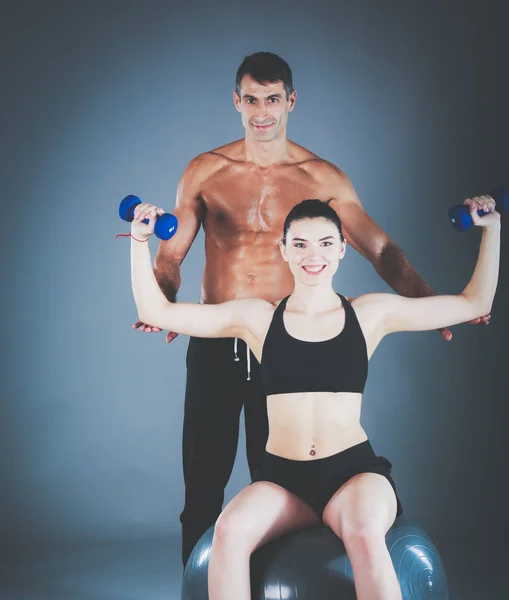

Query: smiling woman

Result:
[280,198,346,283]
[127,192,500,600]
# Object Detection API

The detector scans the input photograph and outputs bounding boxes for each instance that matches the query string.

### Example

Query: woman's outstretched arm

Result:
[361,195,501,336]
[129,202,266,339]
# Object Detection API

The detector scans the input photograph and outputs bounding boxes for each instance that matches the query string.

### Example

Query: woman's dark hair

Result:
[235,52,294,99]
[282,199,343,243]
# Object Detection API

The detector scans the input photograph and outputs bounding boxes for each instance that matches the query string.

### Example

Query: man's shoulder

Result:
[182,140,243,181]
[288,141,348,184]
[209,138,244,158]
[302,157,347,185]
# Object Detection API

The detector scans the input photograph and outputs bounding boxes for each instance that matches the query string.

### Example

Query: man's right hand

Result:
[132,321,179,343]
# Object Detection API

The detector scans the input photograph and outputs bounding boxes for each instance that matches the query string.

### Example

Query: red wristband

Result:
[115,232,148,243]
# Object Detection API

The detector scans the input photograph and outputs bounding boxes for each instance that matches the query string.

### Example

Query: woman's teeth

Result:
[303,265,325,274]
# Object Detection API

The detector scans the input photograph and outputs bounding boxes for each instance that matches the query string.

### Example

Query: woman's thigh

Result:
[322,473,398,539]
[214,481,321,552]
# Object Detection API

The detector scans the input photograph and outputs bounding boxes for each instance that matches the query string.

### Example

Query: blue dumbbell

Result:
[448,187,508,232]
[119,195,178,240]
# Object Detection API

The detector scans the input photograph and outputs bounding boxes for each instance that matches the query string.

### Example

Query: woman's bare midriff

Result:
[265,392,368,460]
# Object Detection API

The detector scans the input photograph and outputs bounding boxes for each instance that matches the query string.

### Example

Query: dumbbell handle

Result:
[448,187,508,232]
[118,195,178,241]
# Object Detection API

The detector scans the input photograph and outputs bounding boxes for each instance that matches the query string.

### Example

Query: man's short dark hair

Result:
[235,52,294,99]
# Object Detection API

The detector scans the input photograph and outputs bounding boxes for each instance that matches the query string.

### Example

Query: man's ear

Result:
[288,89,297,112]
[233,90,241,112]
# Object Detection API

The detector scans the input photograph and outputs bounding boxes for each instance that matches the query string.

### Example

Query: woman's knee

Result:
[327,503,395,553]
[212,509,256,551]
[340,519,387,553]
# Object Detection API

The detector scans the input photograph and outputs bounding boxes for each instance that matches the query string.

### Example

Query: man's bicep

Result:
[157,162,206,265]
[167,198,204,262]
[330,196,389,261]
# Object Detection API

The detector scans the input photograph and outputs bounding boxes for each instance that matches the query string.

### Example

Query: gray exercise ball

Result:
[181,517,449,599]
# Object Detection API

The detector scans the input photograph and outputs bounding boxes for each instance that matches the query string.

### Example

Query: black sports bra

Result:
[260,294,368,395]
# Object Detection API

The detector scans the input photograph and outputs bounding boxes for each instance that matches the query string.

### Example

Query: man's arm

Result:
[326,166,489,340]
[133,155,207,335]
[334,192,436,298]
[154,156,207,302]
[326,168,435,295]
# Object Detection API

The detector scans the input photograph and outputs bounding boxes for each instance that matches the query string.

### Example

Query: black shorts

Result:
[252,440,403,518]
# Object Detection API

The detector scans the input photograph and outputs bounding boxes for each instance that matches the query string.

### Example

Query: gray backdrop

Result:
[1,0,507,561]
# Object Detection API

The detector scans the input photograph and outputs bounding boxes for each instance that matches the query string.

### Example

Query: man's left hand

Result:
[438,313,491,342]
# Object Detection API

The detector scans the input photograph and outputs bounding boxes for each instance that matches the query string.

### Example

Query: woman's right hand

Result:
[465,195,501,228]
[131,202,165,240]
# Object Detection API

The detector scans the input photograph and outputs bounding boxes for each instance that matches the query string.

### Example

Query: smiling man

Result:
[132,52,488,566]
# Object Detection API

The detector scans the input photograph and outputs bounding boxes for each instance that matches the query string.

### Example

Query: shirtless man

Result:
[132,52,489,566]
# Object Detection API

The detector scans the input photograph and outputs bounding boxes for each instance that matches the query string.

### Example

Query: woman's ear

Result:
[342,238,348,254]
[279,240,288,262]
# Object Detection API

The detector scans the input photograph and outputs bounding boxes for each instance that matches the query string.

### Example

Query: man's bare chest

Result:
[201,174,328,232]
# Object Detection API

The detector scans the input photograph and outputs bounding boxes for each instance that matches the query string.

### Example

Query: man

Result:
[133,52,489,566]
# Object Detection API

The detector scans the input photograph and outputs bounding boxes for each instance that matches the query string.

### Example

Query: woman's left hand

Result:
[464,195,501,228]
[131,203,165,240]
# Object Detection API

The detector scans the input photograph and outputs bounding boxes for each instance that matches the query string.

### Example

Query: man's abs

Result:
[201,236,295,303]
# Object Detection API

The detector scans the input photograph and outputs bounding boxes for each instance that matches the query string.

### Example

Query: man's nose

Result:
[255,104,270,117]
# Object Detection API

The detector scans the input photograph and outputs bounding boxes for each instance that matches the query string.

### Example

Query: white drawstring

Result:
[233,338,251,381]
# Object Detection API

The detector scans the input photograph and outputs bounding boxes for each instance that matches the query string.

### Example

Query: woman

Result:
[129,196,500,600]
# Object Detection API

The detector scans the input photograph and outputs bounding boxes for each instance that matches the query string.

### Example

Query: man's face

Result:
[234,75,296,142]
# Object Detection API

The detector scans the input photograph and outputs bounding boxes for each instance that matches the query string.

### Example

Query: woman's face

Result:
[279,217,346,285]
